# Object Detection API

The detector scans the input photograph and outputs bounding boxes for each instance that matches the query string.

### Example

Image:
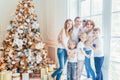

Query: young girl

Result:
[91,28,104,80]
[77,32,89,80]
[51,19,73,80]
[67,39,77,80]
[84,38,95,80]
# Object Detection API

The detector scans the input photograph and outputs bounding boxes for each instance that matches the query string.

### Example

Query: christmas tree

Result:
[0,0,47,73]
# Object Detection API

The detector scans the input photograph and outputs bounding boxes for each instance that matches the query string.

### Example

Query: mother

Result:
[51,19,73,80]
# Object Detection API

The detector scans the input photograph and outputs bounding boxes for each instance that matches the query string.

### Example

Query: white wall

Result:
[44,0,67,64]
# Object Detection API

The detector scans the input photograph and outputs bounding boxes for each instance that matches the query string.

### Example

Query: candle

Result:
[3,71,12,80]
[43,75,47,80]
[22,73,29,80]
[0,71,4,80]
[41,68,46,80]
[12,73,20,80]
[47,72,52,80]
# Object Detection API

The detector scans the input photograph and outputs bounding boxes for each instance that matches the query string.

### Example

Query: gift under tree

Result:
[0,0,47,73]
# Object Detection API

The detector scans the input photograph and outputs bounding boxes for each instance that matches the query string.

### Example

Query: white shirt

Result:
[93,37,104,57]
[72,26,80,43]
[58,29,69,49]
[87,31,93,37]
[84,45,94,57]
[77,42,85,60]
[79,26,87,33]
[68,49,78,62]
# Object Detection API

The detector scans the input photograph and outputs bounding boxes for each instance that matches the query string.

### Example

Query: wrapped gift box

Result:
[12,73,20,80]
[29,73,40,78]
[3,71,12,80]
[0,71,4,80]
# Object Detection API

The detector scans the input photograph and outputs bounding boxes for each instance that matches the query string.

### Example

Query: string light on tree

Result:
[0,0,47,73]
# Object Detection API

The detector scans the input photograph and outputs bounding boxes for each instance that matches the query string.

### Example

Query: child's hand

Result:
[93,44,96,47]
[85,54,90,58]
[67,51,71,58]
[67,49,70,54]
[57,34,62,43]
[87,55,90,58]
[67,51,76,59]
[83,47,87,51]
[67,53,72,59]
[71,53,76,58]
[67,49,70,52]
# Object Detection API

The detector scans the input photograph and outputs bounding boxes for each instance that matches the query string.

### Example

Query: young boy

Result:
[91,28,104,80]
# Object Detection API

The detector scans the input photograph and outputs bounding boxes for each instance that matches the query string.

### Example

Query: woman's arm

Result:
[80,48,90,58]
[59,29,69,50]
[57,29,63,43]
[90,44,99,50]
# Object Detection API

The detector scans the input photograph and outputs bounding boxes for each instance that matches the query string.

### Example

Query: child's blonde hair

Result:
[85,36,93,45]
[78,32,87,40]
[68,39,77,49]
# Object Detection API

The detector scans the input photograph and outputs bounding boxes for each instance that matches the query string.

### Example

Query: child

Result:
[84,38,95,80]
[67,39,77,80]
[77,32,89,80]
[92,28,104,80]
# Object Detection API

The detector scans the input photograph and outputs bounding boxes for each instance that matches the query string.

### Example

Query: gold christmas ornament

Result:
[24,3,28,8]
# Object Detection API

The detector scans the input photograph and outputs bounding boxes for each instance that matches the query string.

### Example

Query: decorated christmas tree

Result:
[0,0,47,73]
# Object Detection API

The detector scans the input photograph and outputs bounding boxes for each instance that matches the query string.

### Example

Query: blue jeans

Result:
[67,62,77,80]
[94,57,104,80]
[51,48,67,80]
[85,57,95,80]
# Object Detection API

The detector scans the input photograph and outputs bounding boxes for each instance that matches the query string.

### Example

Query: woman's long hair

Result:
[85,19,95,34]
[64,19,73,37]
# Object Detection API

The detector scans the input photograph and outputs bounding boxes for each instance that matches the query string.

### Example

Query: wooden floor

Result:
[29,65,92,80]
[29,76,92,80]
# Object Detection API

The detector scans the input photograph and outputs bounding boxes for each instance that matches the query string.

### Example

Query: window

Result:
[109,0,120,80]
[112,0,120,12]
[67,0,79,20]
[81,0,90,17]
[67,0,120,79]
[67,0,103,36]
[80,0,103,29]
[67,0,103,29]
[91,0,102,15]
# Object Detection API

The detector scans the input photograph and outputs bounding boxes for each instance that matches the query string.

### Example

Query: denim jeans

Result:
[85,57,95,80]
[94,57,104,80]
[67,62,77,80]
[51,48,67,80]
